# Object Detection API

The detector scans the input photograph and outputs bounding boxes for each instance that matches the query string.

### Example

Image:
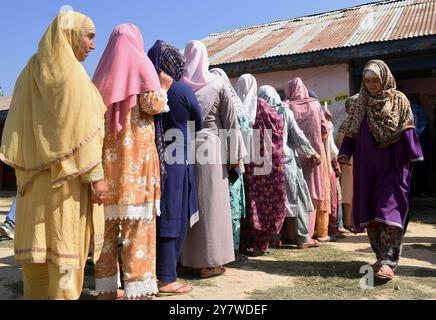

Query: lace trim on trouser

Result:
[95,273,122,294]
[124,272,158,299]
[104,201,161,222]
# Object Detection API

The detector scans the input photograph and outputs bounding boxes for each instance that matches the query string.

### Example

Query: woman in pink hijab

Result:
[92,24,172,300]
[182,40,220,93]
[285,78,331,242]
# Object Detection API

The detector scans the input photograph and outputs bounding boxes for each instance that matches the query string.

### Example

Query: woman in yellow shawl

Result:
[0,11,107,300]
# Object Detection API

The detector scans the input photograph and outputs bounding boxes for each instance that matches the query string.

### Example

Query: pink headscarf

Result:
[93,24,161,135]
[182,40,219,92]
[284,77,316,103]
[285,78,328,202]
[285,77,323,122]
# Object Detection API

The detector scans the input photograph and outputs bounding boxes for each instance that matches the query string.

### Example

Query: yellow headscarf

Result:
[0,11,106,194]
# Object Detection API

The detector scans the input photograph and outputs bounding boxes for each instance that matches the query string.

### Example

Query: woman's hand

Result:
[91,180,109,205]
[332,158,342,178]
[310,153,321,166]
[159,71,173,92]
[324,110,333,122]
[337,155,351,166]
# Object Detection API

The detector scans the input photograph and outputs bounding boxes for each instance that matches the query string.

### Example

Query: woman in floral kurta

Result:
[258,86,320,248]
[240,98,286,256]
[96,93,167,299]
[92,24,171,300]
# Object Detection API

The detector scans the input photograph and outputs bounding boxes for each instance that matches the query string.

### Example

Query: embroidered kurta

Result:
[103,91,167,220]
[95,91,167,298]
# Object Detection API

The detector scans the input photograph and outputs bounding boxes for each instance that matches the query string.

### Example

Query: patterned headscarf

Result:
[148,40,185,80]
[161,42,185,81]
[338,94,359,134]
[345,94,359,112]
[345,60,414,148]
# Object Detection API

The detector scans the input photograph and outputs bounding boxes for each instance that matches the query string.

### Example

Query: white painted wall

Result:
[231,63,350,135]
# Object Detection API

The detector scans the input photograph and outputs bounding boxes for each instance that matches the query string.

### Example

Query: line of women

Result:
[0,11,246,300]
[0,11,422,300]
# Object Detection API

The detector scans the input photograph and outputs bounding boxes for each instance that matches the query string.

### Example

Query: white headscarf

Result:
[258,85,287,109]
[235,74,258,126]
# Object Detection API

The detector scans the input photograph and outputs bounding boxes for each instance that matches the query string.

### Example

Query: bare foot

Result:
[317,236,331,242]
[337,228,350,234]
[297,239,319,249]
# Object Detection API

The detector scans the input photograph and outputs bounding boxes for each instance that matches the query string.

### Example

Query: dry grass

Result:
[246,245,435,300]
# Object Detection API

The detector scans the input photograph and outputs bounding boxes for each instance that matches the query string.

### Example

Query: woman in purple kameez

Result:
[338,60,423,281]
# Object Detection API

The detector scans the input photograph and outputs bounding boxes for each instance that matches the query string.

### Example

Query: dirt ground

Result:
[1,195,435,300]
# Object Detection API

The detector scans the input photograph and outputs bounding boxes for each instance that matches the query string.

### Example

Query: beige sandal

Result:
[157,283,193,297]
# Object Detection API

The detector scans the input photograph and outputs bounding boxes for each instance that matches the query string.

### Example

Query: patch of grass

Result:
[269,244,355,262]
[406,269,436,292]
[262,245,369,279]
[248,276,432,300]
[246,244,434,300]
[412,268,436,277]
[407,244,436,251]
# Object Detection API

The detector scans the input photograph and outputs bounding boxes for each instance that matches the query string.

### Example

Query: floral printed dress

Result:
[95,91,167,299]
[240,98,286,254]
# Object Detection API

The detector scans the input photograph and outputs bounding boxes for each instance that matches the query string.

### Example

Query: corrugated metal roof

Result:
[0,97,12,112]
[204,0,436,66]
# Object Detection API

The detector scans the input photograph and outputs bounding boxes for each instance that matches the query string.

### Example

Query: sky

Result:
[0,0,377,96]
